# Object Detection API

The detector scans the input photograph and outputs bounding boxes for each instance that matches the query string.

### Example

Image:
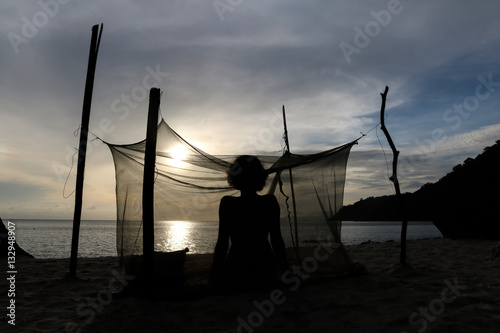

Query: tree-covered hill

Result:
[338,140,500,238]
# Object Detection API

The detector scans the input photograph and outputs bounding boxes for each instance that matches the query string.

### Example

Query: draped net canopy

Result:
[106,119,357,266]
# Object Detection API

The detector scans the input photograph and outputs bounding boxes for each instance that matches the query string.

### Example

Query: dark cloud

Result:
[1,0,499,218]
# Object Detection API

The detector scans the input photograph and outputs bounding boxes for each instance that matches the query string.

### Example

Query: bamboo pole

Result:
[282,106,300,262]
[69,24,103,276]
[379,86,408,266]
[143,88,161,288]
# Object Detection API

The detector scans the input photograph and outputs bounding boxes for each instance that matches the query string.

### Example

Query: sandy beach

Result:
[2,238,500,333]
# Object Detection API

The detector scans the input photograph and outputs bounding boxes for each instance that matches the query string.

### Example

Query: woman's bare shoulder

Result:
[220,195,239,205]
[221,195,238,200]
[260,194,279,206]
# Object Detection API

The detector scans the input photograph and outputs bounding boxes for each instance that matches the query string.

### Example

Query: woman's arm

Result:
[268,196,289,271]
[210,197,230,283]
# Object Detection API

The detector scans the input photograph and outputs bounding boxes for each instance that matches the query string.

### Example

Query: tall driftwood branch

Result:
[379,86,408,266]
[282,106,300,262]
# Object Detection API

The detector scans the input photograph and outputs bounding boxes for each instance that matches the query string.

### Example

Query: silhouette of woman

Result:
[210,155,288,292]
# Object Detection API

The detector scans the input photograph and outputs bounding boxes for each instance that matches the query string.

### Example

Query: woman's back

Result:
[210,155,288,292]
[222,195,277,243]
[221,194,279,265]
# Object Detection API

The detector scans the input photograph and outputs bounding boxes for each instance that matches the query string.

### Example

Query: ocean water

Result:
[7,219,442,259]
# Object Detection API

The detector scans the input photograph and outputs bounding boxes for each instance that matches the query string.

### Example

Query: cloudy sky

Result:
[1,0,499,220]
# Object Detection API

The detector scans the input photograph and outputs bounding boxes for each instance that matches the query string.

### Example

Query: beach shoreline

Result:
[2,238,500,332]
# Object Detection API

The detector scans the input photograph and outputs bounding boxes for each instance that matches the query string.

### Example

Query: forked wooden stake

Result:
[379,86,408,266]
[282,106,300,262]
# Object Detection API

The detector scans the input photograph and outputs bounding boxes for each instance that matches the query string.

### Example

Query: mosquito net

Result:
[106,119,357,272]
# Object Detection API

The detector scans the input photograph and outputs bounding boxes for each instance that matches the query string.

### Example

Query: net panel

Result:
[106,119,357,267]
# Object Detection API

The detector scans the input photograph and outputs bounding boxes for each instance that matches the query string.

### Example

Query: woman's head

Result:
[227,155,267,192]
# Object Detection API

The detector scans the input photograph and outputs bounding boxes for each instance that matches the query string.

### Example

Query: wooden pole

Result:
[143,88,161,288]
[282,106,300,262]
[69,24,103,276]
[379,86,408,266]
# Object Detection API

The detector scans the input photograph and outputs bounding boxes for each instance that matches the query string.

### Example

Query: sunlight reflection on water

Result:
[12,220,442,259]
[155,220,218,254]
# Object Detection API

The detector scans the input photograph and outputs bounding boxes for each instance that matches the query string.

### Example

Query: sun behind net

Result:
[106,119,357,274]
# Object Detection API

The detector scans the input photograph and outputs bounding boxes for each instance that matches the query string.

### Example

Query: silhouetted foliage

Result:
[339,140,500,238]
